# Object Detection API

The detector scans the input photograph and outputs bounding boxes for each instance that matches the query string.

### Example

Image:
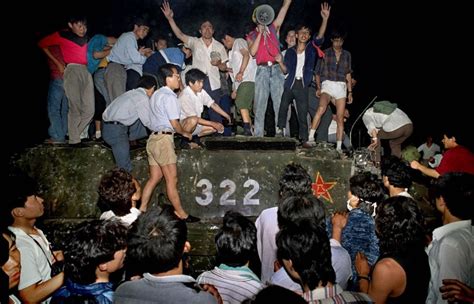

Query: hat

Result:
[373,100,397,115]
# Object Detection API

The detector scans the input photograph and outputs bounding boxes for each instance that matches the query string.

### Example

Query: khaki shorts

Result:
[235,82,255,111]
[146,134,177,166]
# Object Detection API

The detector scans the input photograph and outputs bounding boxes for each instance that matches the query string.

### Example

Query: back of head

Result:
[277,194,326,231]
[433,172,474,220]
[276,223,335,290]
[383,158,412,189]
[215,211,257,267]
[376,196,426,255]
[244,284,306,304]
[4,172,39,226]
[349,172,385,213]
[158,63,177,87]
[97,168,135,216]
[64,219,128,284]
[127,206,187,275]
[279,163,312,199]
[137,75,157,90]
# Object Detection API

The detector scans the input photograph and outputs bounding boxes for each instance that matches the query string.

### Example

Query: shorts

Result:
[235,82,255,111]
[146,133,176,166]
[321,80,347,100]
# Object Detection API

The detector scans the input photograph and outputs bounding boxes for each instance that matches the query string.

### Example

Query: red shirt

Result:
[436,145,474,176]
[247,24,280,65]
[38,31,87,65]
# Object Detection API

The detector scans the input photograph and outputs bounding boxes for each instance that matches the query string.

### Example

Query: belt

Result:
[104,121,123,125]
[257,61,275,66]
[295,77,302,81]
[152,131,174,135]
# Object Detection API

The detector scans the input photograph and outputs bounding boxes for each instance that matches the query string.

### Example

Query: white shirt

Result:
[426,220,474,304]
[100,207,141,226]
[108,31,147,75]
[418,142,441,160]
[178,86,214,120]
[362,107,412,135]
[228,38,256,90]
[185,37,228,91]
[9,226,54,304]
[102,88,152,127]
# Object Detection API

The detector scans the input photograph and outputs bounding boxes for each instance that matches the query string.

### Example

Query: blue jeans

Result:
[254,64,284,137]
[102,120,148,172]
[47,79,68,142]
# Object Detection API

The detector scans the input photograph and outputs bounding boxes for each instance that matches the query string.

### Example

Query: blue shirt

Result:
[53,279,114,304]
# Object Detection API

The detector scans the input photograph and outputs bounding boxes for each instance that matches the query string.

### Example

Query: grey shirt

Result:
[102,88,151,127]
[114,273,217,304]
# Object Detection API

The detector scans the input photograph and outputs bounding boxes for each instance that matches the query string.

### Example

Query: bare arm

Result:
[248,27,263,57]
[170,119,192,140]
[410,160,440,178]
[19,272,64,303]
[316,2,331,39]
[235,47,251,82]
[161,0,189,44]
[275,53,287,74]
[273,0,292,30]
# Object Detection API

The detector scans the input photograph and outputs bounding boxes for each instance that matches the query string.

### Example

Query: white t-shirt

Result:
[417,142,441,160]
[9,226,54,303]
[178,86,215,120]
[228,38,256,90]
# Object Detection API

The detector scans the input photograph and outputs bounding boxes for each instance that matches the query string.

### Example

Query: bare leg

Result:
[335,98,347,142]
[310,93,331,130]
[161,163,187,219]
[140,165,163,212]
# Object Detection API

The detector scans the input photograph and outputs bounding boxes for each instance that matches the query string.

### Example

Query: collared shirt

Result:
[102,88,152,127]
[302,284,373,303]
[317,47,352,83]
[185,37,228,91]
[426,220,474,304]
[149,86,180,132]
[108,31,147,75]
[178,86,214,120]
[248,24,280,65]
[362,107,412,135]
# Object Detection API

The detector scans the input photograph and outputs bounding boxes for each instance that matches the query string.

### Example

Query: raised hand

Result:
[161,0,174,20]
[321,2,331,19]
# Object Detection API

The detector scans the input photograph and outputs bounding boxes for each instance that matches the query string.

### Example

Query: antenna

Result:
[349,96,377,148]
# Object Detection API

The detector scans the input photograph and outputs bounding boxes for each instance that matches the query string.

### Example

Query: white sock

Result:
[95,130,102,139]
[336,141,342,150]
[309,129,316,141]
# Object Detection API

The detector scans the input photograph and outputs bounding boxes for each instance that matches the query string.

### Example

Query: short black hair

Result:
[376,196,426,255]
[158,63,178,87]
[277,194,326,230]
[383,159,412,189]
[4,172,39,226]
[185,68,206,86]
[278,163,312,199]
[349,172,385,214]
[215,211,257,267]
[63,219,128,284]
[137,75,157,90]
[432,172,474,220]
[126,206,187,274]
[243,285,306,304]
[276,223,335,290]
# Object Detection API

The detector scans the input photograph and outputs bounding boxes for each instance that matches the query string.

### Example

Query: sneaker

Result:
[184,214,201,223]
[243,128,253,136]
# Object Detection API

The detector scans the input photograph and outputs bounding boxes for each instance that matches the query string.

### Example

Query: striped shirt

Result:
[302,284,373,303]
[196,264,264,304]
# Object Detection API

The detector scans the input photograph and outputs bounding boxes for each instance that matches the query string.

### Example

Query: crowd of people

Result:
[4,0,474,303]
[3,159,473,303]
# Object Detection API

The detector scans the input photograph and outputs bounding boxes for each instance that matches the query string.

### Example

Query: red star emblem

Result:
[312,172,337,203]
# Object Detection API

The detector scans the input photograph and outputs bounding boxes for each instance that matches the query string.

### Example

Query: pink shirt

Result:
[39,31,87,65]
[248,24,280,65]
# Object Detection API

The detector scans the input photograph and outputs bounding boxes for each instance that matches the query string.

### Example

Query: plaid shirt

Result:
[302,284,373,303]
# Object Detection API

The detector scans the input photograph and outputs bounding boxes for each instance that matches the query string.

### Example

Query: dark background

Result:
[8,0,469,161]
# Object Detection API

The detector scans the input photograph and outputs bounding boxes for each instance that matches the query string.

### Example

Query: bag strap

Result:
[27,233,56,268]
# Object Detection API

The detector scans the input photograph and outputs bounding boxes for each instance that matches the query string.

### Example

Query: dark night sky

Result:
[8,0,469,161]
